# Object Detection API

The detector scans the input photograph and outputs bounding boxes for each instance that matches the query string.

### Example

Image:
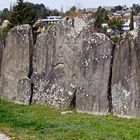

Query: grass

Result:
[0,99,140,140]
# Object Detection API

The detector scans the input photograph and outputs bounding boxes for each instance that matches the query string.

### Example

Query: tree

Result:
[0,8,10,21]
[94,7,109,29]
[129,9,134,30]
[115,5,123,11]
[108,17,123,31]
[9,0,39,27]
[35,4,50,18]
[132,4,140,14]
[9,0,60,27]
[65,6,77,16]
[70,6,77,12]
[50,9,60,16]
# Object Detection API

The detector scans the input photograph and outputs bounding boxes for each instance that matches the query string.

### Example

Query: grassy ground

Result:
[0,99,140,140]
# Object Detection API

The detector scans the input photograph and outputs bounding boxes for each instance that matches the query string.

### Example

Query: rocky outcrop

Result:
[0,25,34,103]
[111,31,140,118]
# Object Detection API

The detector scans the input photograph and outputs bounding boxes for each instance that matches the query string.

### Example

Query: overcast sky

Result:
[1,0,140,11]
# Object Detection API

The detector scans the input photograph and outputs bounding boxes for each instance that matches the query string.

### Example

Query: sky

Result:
[1,0,140,11]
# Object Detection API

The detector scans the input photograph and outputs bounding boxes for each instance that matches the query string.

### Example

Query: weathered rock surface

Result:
[0,24,34,103]
[0,18,139,118]
[0,37,4,76]
[111,31,140,118]
[32,17,113,114]
[32,18,86,107]
[76,31,113,115]
[16,77,31,104]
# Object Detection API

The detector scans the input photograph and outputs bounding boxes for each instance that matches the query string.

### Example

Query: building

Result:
[122,20,130,31]
[38,16,62,25]
[103,6,115,11]
[34,16,62,32]
[113,11,124,17]
[86,8,97,13]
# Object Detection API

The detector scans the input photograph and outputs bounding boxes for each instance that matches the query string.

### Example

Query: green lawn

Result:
[0,99,140,140]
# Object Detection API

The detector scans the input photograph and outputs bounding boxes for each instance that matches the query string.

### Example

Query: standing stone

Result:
[0,25,34,102]
[76,29,113,115]
[32,17,113,113]
[16,77,31,105]
[111,31,140,118]
[32,18,87,108]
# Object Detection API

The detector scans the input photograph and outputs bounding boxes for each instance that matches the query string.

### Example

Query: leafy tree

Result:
[65,6,77,16]
[70,6,77,12]
[50,9,60,16]
[111,35,120,43]
[129,9,134,30]
[108,17,123,31]
[0,8,10,21]
[132,4,140,14]
[0,25,11,41]
[35,4,50,18]
[9,0,60,27]
[115,5,123,11]
[65,6,84,17]
[94,7,109,29]
[9,0,38,27]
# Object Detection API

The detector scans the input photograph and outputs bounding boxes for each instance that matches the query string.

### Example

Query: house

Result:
[103,6,115,11]
[107,27,121,36]
[37,16,62,25]
[34,16,62,32]
[122,20,130,31]
[113,11,124,18]
[86,8,97,13]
